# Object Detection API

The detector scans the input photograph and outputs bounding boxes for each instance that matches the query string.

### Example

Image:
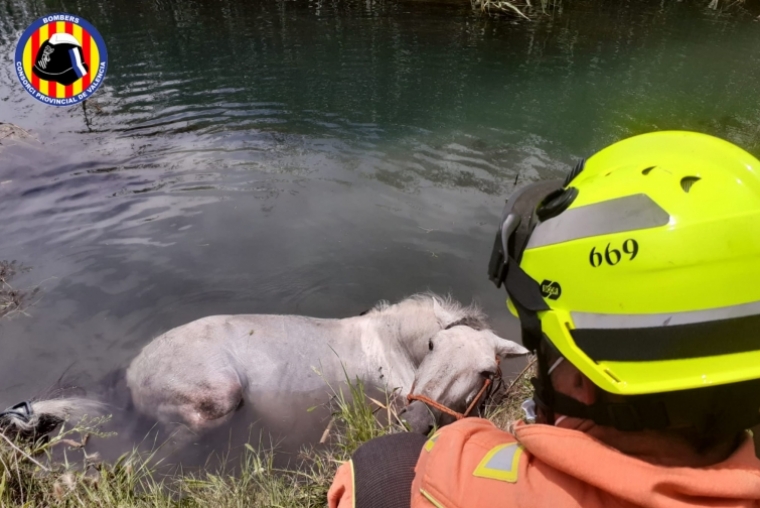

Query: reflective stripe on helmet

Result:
[571,312,760,362]
[69,48,87,78]
[571,300,760,329]
[570,302,760,362]
[526,193,670,249]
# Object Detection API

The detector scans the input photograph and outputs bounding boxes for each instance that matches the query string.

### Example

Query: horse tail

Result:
[0,397,106,440]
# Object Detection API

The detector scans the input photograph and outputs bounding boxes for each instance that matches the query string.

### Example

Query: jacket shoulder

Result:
[412,418,527,508]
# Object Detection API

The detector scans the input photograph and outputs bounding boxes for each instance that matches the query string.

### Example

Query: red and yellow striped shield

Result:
[14,14,108,107]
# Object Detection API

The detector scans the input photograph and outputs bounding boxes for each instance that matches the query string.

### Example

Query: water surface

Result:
[1,0,759,454]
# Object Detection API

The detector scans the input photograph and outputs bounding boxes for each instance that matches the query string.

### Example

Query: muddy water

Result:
[1,0,759,461]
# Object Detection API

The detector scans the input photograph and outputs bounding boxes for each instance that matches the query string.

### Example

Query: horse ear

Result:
[483,330,530,358]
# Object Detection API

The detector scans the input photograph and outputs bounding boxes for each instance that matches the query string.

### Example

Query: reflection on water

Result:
[0,0,759,456]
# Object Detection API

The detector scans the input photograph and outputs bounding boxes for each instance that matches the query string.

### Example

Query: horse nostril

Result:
[480,370,496,379]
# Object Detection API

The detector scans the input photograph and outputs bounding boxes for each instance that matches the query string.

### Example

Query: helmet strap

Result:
[531,340,557,425]
[505,259,549,350]
[501,253,556,423]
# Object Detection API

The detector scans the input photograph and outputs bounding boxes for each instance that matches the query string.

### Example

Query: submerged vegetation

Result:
[0,362,536,507]
[473,0,749,19]
[471,0,553,20]
[0,261,38,320]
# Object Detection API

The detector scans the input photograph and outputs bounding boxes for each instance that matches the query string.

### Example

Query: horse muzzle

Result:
[399,399,437,435]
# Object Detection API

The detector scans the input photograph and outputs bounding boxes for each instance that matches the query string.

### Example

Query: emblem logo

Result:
[14,14,108,107]
[540,280,562,300]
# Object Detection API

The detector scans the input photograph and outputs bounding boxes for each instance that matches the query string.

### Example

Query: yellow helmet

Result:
[488,131,760,429]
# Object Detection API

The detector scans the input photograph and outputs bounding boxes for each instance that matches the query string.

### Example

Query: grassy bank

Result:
[0,362,536,507]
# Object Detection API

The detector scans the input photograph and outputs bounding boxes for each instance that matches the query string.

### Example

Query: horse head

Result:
[400,325,528,434]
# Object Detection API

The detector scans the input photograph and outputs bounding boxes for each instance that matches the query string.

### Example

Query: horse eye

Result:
[428,340,434,351]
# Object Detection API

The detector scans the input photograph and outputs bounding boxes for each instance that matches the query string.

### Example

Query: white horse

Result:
[0,294,527,442]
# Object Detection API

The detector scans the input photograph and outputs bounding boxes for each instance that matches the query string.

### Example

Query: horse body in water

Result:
[1,294,527,442]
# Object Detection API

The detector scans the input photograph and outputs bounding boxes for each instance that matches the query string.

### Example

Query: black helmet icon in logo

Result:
[32,33,88,86]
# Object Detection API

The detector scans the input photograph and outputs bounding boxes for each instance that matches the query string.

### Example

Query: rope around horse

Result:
[406,357,502,420]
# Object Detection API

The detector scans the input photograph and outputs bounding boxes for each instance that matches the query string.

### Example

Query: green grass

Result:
[324,368,408,455]
[486,356,536,432]
[0,414,341,507]
[0,361,537,507]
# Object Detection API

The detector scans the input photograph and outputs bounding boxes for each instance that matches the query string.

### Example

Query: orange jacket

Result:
[328,418,760,508]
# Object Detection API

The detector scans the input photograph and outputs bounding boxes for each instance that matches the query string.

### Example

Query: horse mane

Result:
[365,292,489,331]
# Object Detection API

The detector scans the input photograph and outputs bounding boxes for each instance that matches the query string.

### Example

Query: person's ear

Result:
[576,371,597,405]
[552,361,597,405]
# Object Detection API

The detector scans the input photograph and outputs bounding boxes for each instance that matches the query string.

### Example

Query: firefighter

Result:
[328,131,760,508]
